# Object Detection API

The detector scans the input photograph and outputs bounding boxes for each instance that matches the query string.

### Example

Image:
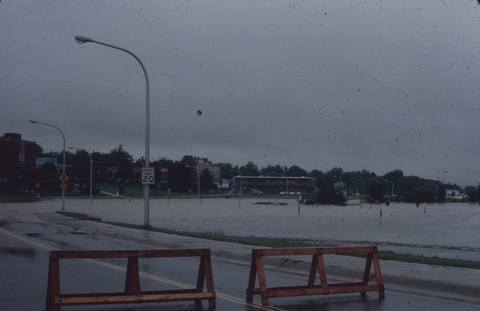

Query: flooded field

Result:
[13,197,480,252]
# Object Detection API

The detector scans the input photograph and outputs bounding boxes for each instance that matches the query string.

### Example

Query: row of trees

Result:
[218,162,474,204]
[37,145,219,193]
[38,145,476,204]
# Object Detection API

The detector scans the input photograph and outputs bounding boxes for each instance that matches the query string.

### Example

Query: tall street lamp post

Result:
[333,175,343,194]
[437,170,448,201]
[69,147,93,204]
[232,170,242,207]
[369,178,379,207]
[29,120,66,211]
[75,35,151,226]
[363,182,370,208]
[232,170,243,197]
[278,174,289,195]
[438,171,448,186]
[385,179,394,198]
[351,182,358,197]
[186,165,200,200]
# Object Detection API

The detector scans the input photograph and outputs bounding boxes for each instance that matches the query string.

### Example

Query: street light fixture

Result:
[369,178,379,206]
[351,182,358,197]
[75,35,151,226]
[437,171,448,185]
[29,120,66,211]
[363,182,370,196]
[232,170,242,208]
[232,170,243,197]
[133,160,145,167]
[362,182,370,208]
[278,174,289,195]
[69,147,93,204]
[385,179,394,198]
[333,175,343,193]
[186,165,200,200]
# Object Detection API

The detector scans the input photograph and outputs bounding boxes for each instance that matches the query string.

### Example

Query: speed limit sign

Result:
[141,167,155,184]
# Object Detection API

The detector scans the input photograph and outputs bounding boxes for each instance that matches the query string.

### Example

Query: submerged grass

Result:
[58,211,480,270]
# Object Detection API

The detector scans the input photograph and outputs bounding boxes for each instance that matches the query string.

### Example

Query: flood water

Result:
[16,198,480,253]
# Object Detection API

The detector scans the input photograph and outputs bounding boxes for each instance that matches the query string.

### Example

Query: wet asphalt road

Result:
[0,219,480,311]
[1,201,480,310]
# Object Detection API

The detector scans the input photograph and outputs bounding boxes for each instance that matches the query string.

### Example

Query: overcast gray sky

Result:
[2,0,480,186]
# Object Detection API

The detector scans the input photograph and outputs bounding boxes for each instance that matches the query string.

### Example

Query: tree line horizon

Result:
[37,144,480,204]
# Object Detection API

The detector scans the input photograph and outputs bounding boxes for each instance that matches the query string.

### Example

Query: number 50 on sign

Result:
[142,168,155,184]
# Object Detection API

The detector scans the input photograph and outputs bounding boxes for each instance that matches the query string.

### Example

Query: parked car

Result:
[250,189,263,195]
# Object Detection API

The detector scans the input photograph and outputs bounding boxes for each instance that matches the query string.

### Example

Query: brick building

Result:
[79,161,174,191]
[234,176,315,195]
[0,133,37,193]
[181,155,221,191]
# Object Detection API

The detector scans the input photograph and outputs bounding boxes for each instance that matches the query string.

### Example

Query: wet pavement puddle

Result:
[0,247,35,258]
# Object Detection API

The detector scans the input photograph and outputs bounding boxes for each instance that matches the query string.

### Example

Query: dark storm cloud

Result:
[1,0,480,186]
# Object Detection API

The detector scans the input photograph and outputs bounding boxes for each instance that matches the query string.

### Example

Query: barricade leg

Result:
[308,254,328,290]
[308,254,317,286]
[124,257,141,295]
[372,252,385,298]
[195,256,206,307]
[361,249,384,298]
[361,252,373,296]
[246,251,270,306]
[202,254,216,307]
[195,254,216,307]
[246,253,257,303]
[45,256,60,311]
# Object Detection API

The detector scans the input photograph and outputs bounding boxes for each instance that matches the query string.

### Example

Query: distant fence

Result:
[46,249,216,311]
[246,246,385,306]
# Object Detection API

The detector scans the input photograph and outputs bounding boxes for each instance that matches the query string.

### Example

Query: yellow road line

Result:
[0,227,286,311]
[0,227,56,251]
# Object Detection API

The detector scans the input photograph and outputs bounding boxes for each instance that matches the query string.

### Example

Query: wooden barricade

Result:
[246,246,384,306]
[46,249,216,311]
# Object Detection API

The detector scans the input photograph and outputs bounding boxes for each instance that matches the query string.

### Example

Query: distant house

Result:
[220,179,230,189]
[83,162,123,183]
[233,176,315,195]
[0,133,37,193]
[445,189,468,201]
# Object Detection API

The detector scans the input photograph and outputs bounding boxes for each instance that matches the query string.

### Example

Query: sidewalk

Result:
[34,198,480,304]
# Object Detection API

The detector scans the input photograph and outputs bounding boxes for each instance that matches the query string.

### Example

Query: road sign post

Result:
[58,173,69,183]
[58,174,69,190]
[141,168,155,185]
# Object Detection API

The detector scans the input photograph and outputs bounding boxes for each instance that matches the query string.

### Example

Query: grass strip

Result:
[57,211,480,270]
[370,251,480,269]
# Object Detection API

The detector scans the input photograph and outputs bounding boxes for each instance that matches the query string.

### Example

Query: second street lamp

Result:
[333,175,343,194]
[29,120,66,211]
[232,170,242,208]
[69,147,93,204]
[75,35,152,226]
[186,165,200,200]
[232,170,243,198]
[438,171,448,186]
[278,174,289,195]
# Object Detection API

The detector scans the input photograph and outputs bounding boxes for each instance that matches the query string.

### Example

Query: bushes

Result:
[304,183,346,205]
